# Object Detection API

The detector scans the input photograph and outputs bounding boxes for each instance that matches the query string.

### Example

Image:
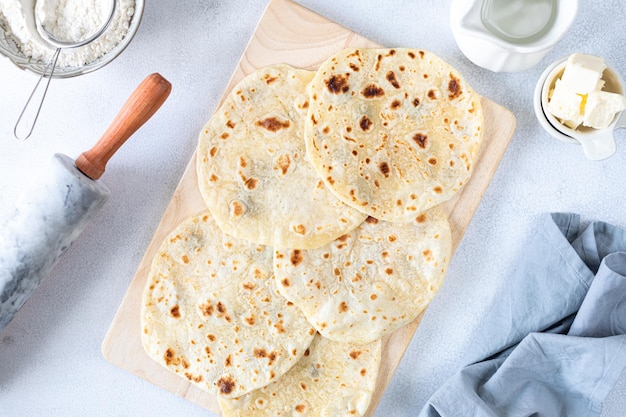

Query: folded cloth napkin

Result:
[420,213,626,417]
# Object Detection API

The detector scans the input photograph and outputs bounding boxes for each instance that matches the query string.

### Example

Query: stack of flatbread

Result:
[141,48,483,416]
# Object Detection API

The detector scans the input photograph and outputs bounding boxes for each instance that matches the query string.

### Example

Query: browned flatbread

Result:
[141,212,316,398]
[274,207,452,343]
[196,64,366,249]
[219,333,381,417]
[304,48,483,221]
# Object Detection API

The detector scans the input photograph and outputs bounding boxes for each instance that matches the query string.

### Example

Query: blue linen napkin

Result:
[419,213,626,417]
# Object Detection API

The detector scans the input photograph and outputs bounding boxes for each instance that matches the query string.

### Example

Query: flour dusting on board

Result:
[0,0,135,67]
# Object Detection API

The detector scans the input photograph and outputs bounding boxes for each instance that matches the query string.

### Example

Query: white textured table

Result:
[0,1,624,416]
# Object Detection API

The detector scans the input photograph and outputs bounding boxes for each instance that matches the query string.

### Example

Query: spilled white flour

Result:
[0,0,135,67]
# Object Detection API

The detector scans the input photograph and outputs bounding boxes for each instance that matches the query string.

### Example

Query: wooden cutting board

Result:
[102,0,517,414]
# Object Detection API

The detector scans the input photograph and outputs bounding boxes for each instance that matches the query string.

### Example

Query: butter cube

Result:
[547,78,584,128]
[546,53,625,131]
[582,90,626,129]
[560,53,606,94]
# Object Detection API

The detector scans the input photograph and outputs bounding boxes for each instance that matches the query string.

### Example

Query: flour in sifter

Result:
[0,0,135,67]
[36,0,112,44]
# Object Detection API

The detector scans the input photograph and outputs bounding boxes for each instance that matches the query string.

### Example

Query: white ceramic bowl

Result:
[0,0,144,78]
[533,55,626,160]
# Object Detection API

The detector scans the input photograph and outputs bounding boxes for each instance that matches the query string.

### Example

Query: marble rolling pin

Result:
[0,73,172,332]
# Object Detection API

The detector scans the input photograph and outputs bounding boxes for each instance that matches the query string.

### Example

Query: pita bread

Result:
[196,64,367,249]
[304,48,483,221]
[274,207,452,343]
[219,333,381,417]
[141,212,316,398]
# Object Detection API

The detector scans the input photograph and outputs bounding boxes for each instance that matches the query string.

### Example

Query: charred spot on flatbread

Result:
[325,74,350,94]
[386,71,401,88]
[448,73,462,100]
[359,115,373,131]
[255,116,290,132]
[361,84,385,98]
[413,133,428,148]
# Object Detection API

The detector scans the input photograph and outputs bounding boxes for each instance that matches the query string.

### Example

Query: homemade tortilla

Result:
[141,212,316,398]
[196,64,367,249]
[304,48,483,221]
[273,207,452,343]
[218,333,381,417]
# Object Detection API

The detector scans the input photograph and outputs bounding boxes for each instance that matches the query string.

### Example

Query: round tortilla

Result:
[273,207,452,343]
[218,333,381,417]
[304,48,483,222]
[196,64,367,249]
[141,212,316,398]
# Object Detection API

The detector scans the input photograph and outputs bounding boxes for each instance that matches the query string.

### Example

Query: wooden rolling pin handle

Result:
[75,73,172,180]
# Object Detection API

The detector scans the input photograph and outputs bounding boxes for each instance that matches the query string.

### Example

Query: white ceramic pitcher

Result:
[450,0,579,72]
